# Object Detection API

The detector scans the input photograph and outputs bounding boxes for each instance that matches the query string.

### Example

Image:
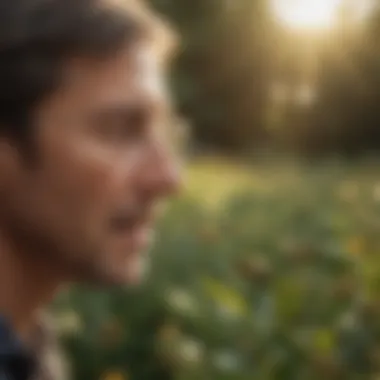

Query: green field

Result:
[56,158,380,380]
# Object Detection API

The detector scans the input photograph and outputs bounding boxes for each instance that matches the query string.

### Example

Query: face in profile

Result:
[0,46,182,286]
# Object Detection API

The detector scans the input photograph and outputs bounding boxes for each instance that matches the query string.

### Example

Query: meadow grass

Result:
[61,157,380,380]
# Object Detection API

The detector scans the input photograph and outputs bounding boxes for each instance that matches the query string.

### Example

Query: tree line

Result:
[149,0,380,158]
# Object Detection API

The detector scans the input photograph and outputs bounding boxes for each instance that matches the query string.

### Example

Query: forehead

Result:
[57,46,168,108]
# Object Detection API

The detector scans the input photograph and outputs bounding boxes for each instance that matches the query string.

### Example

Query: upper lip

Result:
[111,210,155,231]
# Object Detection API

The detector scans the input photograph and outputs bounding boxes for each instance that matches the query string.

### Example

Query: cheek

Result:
[56,140,140,210]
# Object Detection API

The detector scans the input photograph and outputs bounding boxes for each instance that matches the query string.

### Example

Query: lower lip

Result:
[128,226,154,253]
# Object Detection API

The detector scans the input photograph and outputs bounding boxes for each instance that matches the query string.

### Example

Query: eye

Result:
[123,107,150,140]
[93,106,151,143]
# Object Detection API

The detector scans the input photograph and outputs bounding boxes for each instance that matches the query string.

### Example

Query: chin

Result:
[107,255,150,287]
[125,256,150,285]
[70,258,148,288]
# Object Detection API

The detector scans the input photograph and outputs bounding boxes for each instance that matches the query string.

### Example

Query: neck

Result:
[0,233,62,342]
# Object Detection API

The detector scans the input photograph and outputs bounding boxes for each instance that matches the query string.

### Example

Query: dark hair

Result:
[0,0,176,145]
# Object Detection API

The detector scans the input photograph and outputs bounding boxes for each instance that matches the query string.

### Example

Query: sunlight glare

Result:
[272,0,342,31]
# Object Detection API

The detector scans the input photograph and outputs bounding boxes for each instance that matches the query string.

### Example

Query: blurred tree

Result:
[302,1,380,157]
[148,0,380,157]
[148,0,276,153]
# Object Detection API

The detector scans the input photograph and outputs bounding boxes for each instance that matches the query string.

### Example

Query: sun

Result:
[272,0,342,31]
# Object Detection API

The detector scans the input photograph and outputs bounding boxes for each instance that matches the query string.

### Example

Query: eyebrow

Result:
[91,97,173,124]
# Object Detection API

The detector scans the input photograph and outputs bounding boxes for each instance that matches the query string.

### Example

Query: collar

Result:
[0,315,36,380]
[0,315,25,356]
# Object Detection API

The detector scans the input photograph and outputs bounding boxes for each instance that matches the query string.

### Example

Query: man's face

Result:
[0,46,181,286]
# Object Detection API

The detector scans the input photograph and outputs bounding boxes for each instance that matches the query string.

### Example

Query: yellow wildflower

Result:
[346,235,366,256]
[313,329,335,354]
[202,277,248,317]
[101,370,126,380]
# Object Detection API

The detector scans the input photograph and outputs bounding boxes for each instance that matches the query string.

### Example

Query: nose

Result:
[140,140,183,199]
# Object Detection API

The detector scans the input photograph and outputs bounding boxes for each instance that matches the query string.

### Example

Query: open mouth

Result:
[110,212,155,253]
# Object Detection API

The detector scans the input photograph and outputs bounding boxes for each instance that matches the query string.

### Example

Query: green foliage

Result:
[54,160,380,380]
